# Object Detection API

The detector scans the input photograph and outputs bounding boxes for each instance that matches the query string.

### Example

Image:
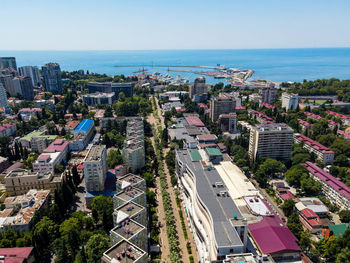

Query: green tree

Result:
[281,199,295,217]
[107,149,123,169]
[336,247,350,263]
[32,216,58,259]
[285,165,308,187]
[86,234,109,263]
[339,210,350,223]
[91,195,113,231]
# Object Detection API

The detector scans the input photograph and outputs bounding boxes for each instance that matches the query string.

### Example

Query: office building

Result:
[0,83,10,113]
[88,82,134,98]
[123,118,145,173]
[0,74,15,95]
[249,123,293,161]
[303,162,350,210]
[4,169,62,196]
[259,87,277,104]
[18,66,41,87]
[282,92,299,110]
[210,96,236,122]
[41,63,62,93]
[18,76,34,100]
[189,77,208,102]
[0,57,17,70]
[84,145,107,192]
[218,113,237,133]
[82,92,116,105]
[294,133,335,164]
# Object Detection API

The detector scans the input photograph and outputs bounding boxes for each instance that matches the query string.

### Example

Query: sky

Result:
[1,0,350,50]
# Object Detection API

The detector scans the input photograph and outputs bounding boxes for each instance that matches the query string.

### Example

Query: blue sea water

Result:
[1,48,350,84]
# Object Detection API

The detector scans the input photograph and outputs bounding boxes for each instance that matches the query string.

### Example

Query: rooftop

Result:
[116,187,143,202]
[197,134,217,140]
[185,115,205,127]
[0,247,33,262]
[101,240,145,263]
[117,174,144,188]
[115,202,144,220]
[85,145,105,162]
[74,119,94,133]
[206,147,222,156]
[44,139,69,153]
[294,134,334,154]
[111,219,144,240]
[329,224,350,238]
[252,123,293,132]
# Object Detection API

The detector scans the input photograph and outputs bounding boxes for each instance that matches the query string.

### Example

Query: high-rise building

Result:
[249,123,293,161]
[87,82,134,98]
[282,92,299,110]
[0,57,17,70]
[18,66,41,87]
[189,77,208,102]
[259,87,278,104]
[18,76,34,100]
[0,83,10,113]
[42,63,62,93]
[0,74,15,95]
[210,96,236,122]
[12,78,22,95]
[218,113,237,133]
[84,145,107,192]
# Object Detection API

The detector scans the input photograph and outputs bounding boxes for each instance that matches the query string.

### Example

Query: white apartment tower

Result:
[84,145,107,192]
[282,92,299,110]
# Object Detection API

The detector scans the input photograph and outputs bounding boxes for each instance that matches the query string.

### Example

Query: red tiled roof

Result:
[236,106,246,110]
[304,111,322,120]
[280,190,296,200]
[185,115,205,127]
[44,139,69,153]
[260,101,276,109]
[295,134,334,154]
[338,130,350,140]
[326,110,350,121]
[197,134,217,140]
[0,247,33,263]
[38,154,50,160]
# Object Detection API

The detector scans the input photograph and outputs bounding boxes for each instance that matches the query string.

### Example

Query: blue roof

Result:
[74,119,93,133]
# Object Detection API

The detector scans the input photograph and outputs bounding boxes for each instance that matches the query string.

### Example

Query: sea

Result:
[1,48,350,84]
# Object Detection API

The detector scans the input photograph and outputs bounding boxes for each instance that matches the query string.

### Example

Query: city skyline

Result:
[1,0,350,50]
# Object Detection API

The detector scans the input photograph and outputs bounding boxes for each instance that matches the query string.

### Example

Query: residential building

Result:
[19,130,57,153]
[0,57,17,70]
[84,145,107,192]
[337,130,350,141]
[0,189,50,232]
[184,115,205,127]
[282,92,299,110]
[189,77,208,102]
[0,83,10,113]
[18,108,42,120]
[4,169,62,196]
[298,208,322,233]
[295,197,328,218]
[218,113,237,133]
[18,66,41,87]
[196,134,217,144]
[87,82,134,97]
[82,92,116,105]
[249,123,294,161]
[70,119,95,151]
[210,96,236,122]
[294,133,335,164]
[0,122,17,137]
[0,74,15,96]
[303,162,350,210]
[123,118,145,173]
[159,91,188,99]
[304,111,322,121]
[249,110,274,124]
[34,99,55,111]
[42,63,62,92]
[326,110,350,126]
[249,93,262,104]
[18,76,34,100]
[0,247,35,263]
[101,240,147,263]
[298,118,312,131]
[0,156,10,174]
[65,120,80,133]
[259,87,277,104]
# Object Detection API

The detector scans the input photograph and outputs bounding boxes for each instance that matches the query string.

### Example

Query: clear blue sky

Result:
[1,0,350,50]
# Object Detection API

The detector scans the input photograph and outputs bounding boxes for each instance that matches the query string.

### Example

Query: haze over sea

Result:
[1,48,350,84]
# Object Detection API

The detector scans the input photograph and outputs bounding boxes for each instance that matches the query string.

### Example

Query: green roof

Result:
[206,148,222,156]
[20,131,57,141]
[329,224,350,238]
[190,149,202,162]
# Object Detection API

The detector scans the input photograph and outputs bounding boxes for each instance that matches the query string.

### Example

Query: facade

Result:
[70,119,95,151]
[34,99,55,111]
[210,96,236,122]
[18,66,41,87]
[294,133,335,164]
[326,110,350,126]
[19,130,57,153]
[218,113,237,133]
[298,118,312,131]
[249,123,293,161]
[123,118,145,173]
[42,63,62,92]
[0,83,10,113]
[84,145,107,192]
[259,87,277,104]
[18,108,42,120]
[4,169,62,196]
[18,76,34,100]
[0,57,17,70]
[303,162,350,210]
[87,82,134,97]
[82,92,116,105]
[282,92,299,110]
[298,208,322,233]
[0,74,15,95]
[189,77,208,102]
[0,122,17,137]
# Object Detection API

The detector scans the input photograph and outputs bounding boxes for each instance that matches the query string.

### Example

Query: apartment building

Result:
[0,122,17,137]
[218,113,237,133]
[294,133,335,164]
[87,82,134,98]
[189,76,208,102]
[18,108,42,120]
[326,110,350,126]
[41,63,62,93]
[303,162,350,210]
[210,96,236,122]
[282,92,299,110]
[249,123,294,161]
[123,118,145,173]
[84,145,107,192]
[4,169,62,196]
[0,247,35,263]
[18,66,41,87]
[298,119,312,131]
[70,119,95,151]
[248,110,274,124]
[259,87,277,104]
[19,130,57,153]
[0,83,10,113]
[0,57,17,70]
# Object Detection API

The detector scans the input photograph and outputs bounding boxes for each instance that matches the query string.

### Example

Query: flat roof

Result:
[189,149,202,161]
[74,119,94,133]
[185,115,205,127]
[117,174,144,187]
[102,240,145,263]
[111,219,144,240]
[116,202,144,219]
[117,187,143,202]
[206,148,222,156]
[85,145,105,162]
[177,149,244,248]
